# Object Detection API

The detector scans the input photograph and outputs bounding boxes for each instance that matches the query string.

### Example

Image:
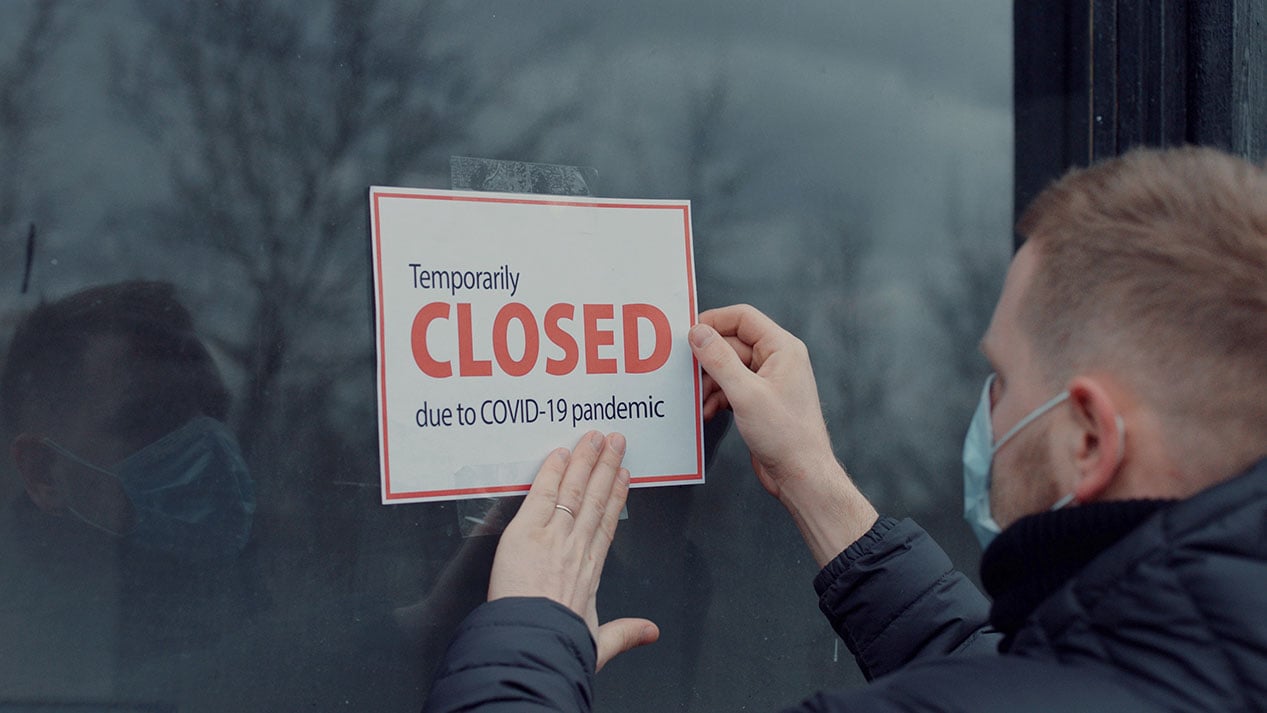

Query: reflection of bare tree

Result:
[906,177,1010,554]
[115,0,557,445]
[111,0,576,444]
[683,74,746,245]
[932,178,1009,389]
[680,71,770,307]
[114,1,450,455]
[108,0,580,583]
[799,204,887,487]
[677,74,891,486]
[0,1,66,282]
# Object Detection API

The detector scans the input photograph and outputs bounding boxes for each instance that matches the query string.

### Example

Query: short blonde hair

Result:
[1017,146,1267,464]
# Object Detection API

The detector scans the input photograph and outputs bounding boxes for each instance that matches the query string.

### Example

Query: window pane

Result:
[0,1,1011,711]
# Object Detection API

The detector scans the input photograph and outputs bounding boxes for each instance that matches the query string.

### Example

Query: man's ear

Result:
[11,434,65,512]
[1065,377,1127,503]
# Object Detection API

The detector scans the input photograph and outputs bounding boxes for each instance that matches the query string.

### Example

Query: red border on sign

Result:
[371,190,703,502]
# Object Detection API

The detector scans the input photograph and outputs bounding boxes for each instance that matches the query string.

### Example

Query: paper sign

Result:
[369,187,703,503]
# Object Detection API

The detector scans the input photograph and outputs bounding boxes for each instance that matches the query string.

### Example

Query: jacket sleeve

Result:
[813,517,1000,680]
[422,597,595,713]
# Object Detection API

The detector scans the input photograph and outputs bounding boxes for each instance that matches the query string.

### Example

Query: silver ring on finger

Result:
[554,503,575,517]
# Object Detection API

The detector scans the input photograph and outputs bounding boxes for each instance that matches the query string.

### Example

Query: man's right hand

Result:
[690,304,878,566]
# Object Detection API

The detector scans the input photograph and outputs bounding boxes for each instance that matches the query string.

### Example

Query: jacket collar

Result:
[980,498,1174,650]
[1000,457,1267,655]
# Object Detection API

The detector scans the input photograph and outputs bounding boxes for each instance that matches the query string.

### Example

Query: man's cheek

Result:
[997,436,1059,528]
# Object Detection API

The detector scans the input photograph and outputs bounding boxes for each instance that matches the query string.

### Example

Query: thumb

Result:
[595,618,659,672]
[690,324,756,400]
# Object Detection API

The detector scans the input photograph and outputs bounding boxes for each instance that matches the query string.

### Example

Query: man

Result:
[0,281,265,703]
[1,281,488,711]
[422,145,1267,711]
[1,281,254,560]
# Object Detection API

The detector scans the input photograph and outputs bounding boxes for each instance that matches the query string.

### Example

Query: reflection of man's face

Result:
[978,244,1067,529]
[38,332,204,534]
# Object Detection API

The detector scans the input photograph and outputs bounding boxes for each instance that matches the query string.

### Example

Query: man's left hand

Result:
[487,430,660,671]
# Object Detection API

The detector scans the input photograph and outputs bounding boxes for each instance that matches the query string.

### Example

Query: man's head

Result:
[0,281,230,529]
[980,146,1267,527]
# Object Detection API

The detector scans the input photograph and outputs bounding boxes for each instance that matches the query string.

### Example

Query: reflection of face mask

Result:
[962,375,1071,549]
[44,416,255,560]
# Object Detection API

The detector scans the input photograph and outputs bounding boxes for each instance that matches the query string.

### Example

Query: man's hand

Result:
[487,431,660,671]
[691,304,878,566]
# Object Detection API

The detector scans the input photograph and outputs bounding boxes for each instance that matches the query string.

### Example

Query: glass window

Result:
[0,2,1010,710]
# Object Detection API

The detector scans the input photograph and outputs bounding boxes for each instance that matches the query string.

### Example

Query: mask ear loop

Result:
[1051,413,1127,511]
[39,439,128,538]
[992,390,1071,452]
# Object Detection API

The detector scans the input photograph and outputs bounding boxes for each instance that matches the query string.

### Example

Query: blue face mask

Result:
[44,416,256,560]
[962,375,1072,549]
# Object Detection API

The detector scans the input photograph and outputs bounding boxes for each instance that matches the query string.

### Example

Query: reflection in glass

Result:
[0,1,1010,710]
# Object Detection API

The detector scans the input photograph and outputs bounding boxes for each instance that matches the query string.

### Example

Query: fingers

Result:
[695,306,792,421]
[607,468,631,539]
[700,371,733,420]
[699,304,786,349]
[690,323,760,409]
[519,447,572,526]
[582,465,629,581]
[702,305,801,368]
[702,389,730,421]
[487,433,637,638]
[595,617,660,672]
[716,334,754,367]
[573,435,626,537]
[553,431,608,522]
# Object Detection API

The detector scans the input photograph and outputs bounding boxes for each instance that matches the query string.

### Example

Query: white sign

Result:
[369,187,703,503]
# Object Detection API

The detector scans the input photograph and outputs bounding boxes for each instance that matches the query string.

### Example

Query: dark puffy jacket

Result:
[422,597,595,713]
[423,460,1267,712]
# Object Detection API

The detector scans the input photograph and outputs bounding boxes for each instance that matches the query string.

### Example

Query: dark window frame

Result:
[1014,0,1267,246]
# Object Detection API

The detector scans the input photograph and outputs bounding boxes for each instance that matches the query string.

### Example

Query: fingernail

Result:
[609,433,626,455]
[589,431,604,450]
[554,447,570,461]
[689,324,714,348]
